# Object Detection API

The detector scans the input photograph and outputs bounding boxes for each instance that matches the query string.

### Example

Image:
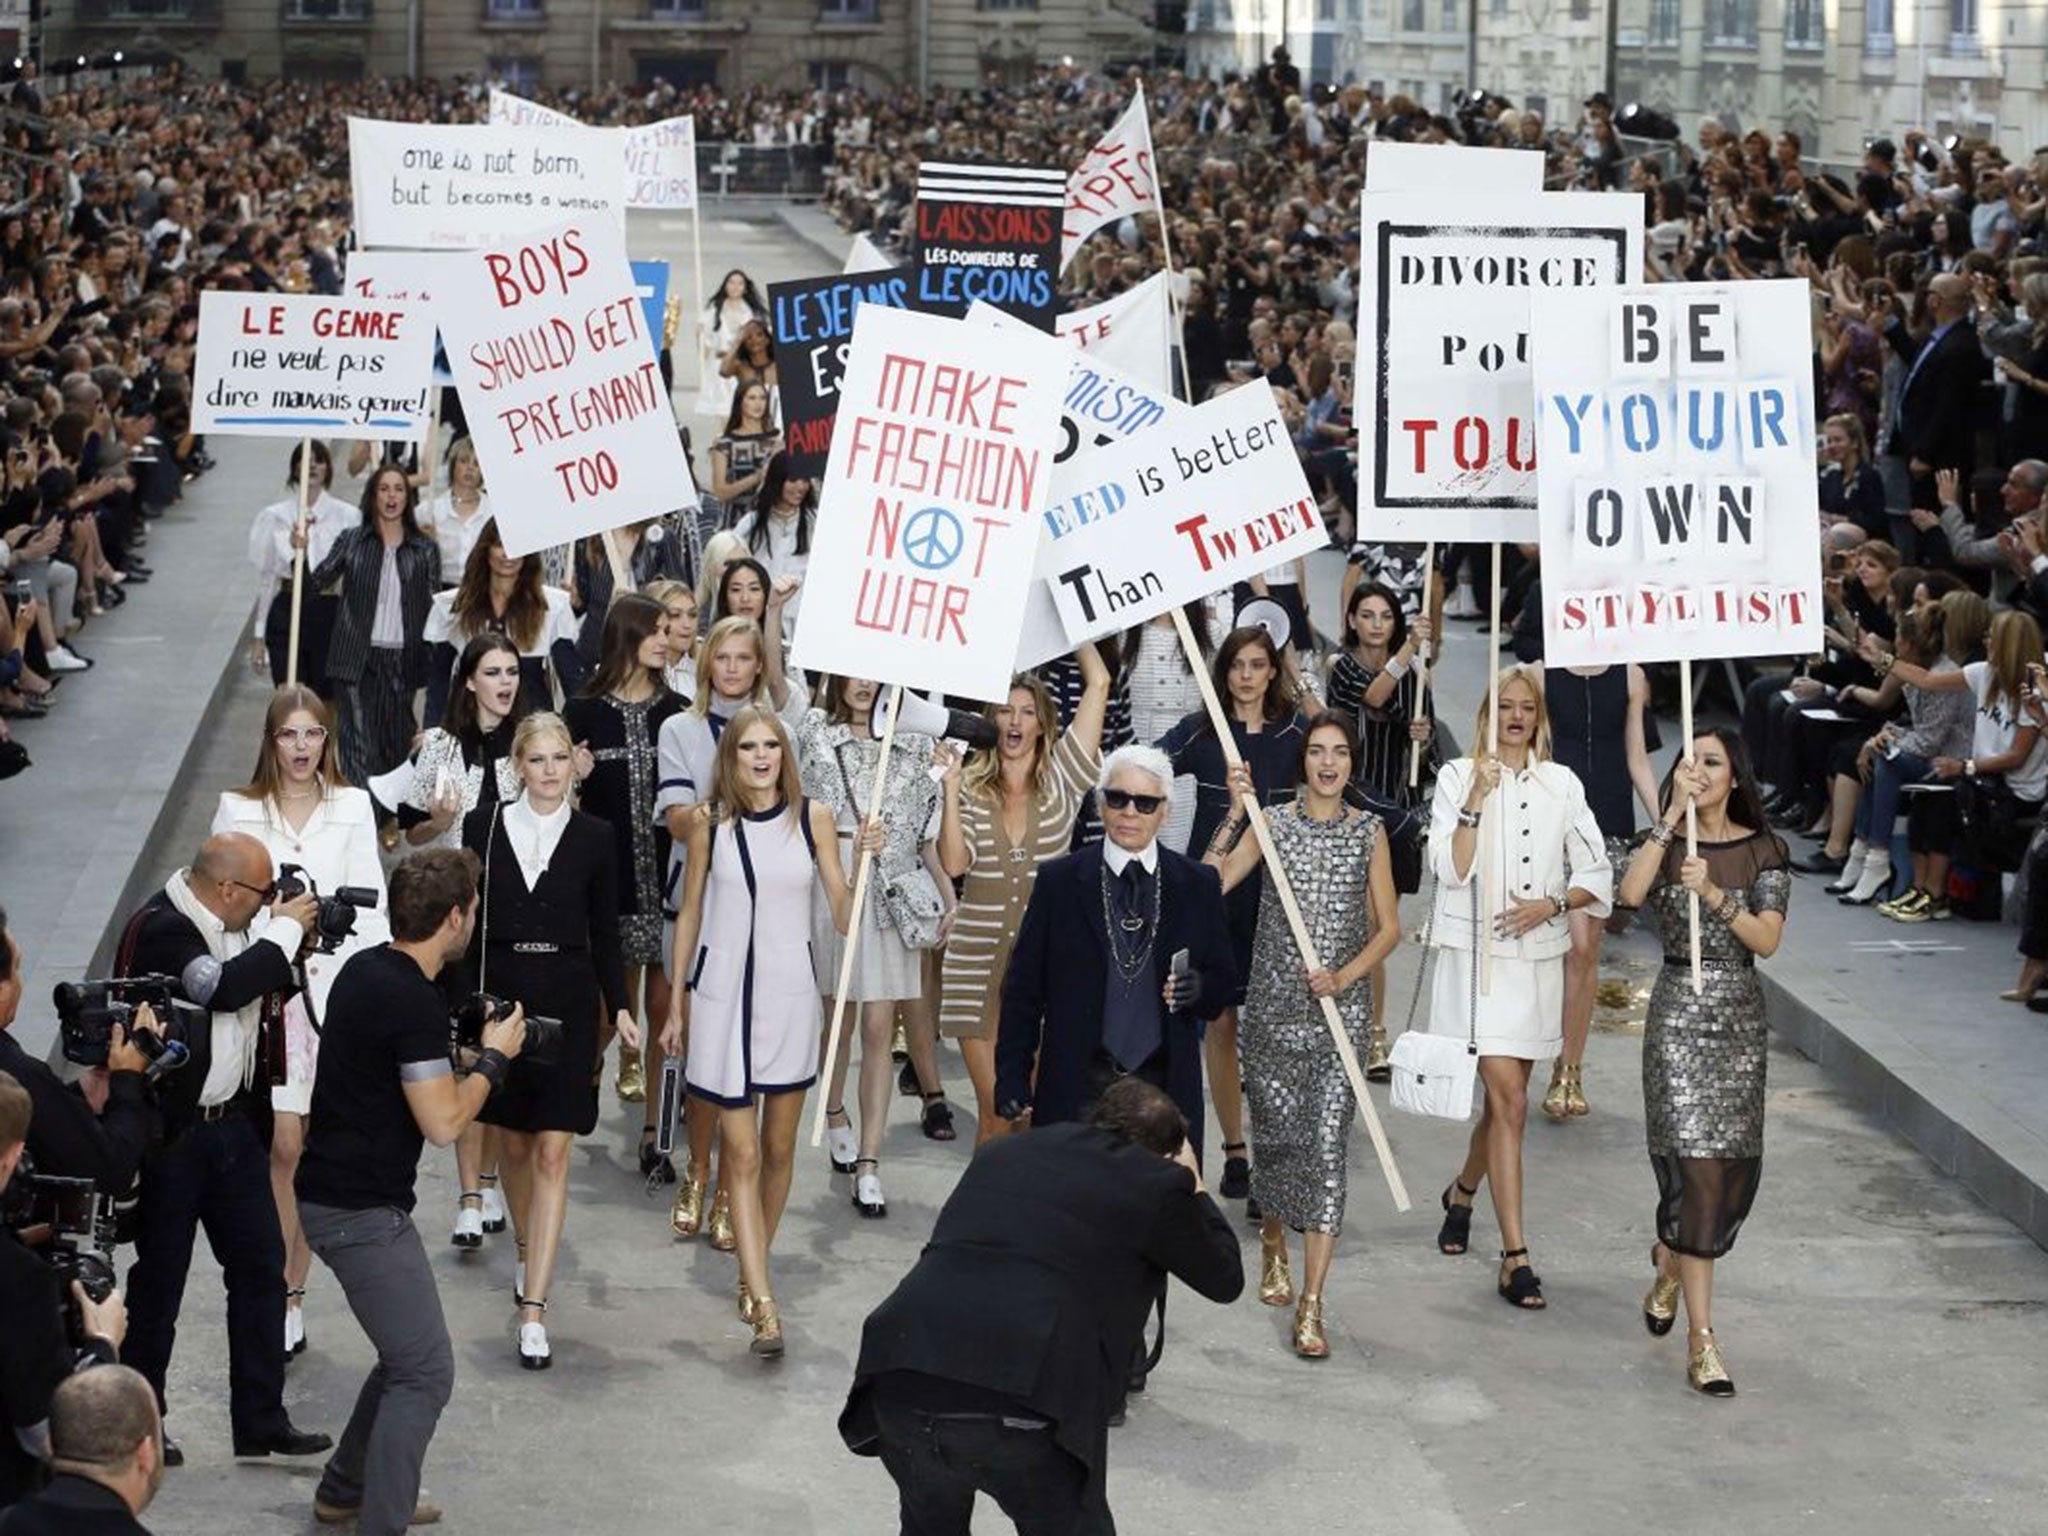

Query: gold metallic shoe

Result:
[1686,1329,1736,1396]
[750,1298,785,1357]
[1565,1065,1589,1118]
[1642,1248,1680,1337]
[669,1172,705,1238]
[1364,1024,1392,1083]
[708,1187,736,1252]
[1258,1239,1294,1307]
[615,1046,646,1103]
[737,1276,756,1324]
[1292,1295,1329,1359]
[1541,1060,1571,1121]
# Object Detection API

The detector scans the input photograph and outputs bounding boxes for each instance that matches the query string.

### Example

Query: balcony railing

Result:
[281,0,371,22]
[483,0,544,18]
[75,0,222,22]
[648,0,707,17]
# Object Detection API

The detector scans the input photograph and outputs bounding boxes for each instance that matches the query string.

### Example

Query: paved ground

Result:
[10,210,2048,1536]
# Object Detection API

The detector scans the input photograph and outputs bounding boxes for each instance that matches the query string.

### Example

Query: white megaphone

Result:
[1236,597,1293,653]
[870,688,1000,752]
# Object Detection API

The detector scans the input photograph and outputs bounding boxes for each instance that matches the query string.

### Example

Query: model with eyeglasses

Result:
[211,684,388,1363]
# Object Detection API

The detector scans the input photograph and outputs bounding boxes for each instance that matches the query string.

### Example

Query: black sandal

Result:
[920,1093,957,1141]
[1497,1248,1546,1310]
[1437,1180,1477,1255]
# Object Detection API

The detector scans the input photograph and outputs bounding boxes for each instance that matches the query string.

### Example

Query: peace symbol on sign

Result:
[903,506,965,571]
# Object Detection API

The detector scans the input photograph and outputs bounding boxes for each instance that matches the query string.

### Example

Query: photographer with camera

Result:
[0,1071,130,1509]
[0,907,155,1199]
[296,846,525,1535]
[0,1366,164,1535]
[117,832,331,1467]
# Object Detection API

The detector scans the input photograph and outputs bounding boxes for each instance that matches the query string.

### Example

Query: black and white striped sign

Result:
[912,161,1065,330]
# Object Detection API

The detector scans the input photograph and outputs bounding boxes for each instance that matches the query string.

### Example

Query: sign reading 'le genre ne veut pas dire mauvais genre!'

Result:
[1044,383,1324,648]
[792,306,1069,702]
[1533,279,1820,668]
[192,290,437,439]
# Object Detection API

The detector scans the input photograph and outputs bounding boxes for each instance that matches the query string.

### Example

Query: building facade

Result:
[50,0,1154,95]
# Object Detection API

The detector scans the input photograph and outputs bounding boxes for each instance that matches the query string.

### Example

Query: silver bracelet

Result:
[1384,654,1410,680]
[1456,807,1482,829]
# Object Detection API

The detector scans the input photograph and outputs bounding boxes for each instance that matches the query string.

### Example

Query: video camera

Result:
[276,862,380,956]
[51,974,198,1077]
[451,993,562,1068]
[1,1155,118,1349]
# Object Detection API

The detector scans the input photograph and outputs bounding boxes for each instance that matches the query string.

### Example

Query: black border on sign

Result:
[1372,221,1631,510]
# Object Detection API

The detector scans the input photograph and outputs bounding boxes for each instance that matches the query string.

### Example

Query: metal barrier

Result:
[695,142,831,200]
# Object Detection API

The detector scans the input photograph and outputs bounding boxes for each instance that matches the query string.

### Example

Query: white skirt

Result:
[1426,948,1563,1061]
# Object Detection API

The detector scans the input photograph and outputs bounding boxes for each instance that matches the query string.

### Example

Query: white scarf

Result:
[166,869,265,1106]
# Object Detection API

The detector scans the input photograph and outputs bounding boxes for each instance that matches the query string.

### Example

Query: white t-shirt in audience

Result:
[1964,661,2048,801]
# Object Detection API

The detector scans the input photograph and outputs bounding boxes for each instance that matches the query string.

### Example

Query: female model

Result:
[421,519,577,723]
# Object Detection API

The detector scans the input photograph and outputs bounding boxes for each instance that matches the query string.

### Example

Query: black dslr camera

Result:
[52,974,199,1077]
[276,862,380,955]
[1,1156,119,1348]
[451,993,561,1068]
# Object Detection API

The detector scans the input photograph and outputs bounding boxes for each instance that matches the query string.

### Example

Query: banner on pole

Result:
[434,218,690,559]
[1533,279,1821,667]
[767,268,917,476]
[1045,384,1323,647]
[488,90,700,210]
[790,306,1069,701]
[348,118,626,250]
[972,272,1174,395]
[1364,141,1544,193]
[1356,190,1643,542]
[193,290,436,440]
[911,162,1064,330]
[1061,86,1161,268]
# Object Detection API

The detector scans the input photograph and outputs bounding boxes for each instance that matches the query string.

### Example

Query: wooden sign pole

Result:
[1408,539,1436,788]
[1479,542,1501,997]
[284,436,314,688]
[1680,665,1703,994]
[1170,607,1411,1212]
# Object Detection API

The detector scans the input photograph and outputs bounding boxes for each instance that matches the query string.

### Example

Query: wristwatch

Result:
[1966,759,1979,777]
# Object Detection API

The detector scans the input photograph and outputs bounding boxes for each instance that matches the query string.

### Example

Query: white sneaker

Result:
[44,644,90,673]
[452,1205,483,1249]
[826,1121,859,1174]
[480,1185,506,1232]
[518,1320,551,1370]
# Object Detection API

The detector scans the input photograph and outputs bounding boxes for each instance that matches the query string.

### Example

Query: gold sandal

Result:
[1258,1235,1294,1307]
[1364,1023,1391,1083]
[708,1187,736,1252]
[1565,1064,1589,1117]
[1541,1059,1571,1120]
[750,1297,785,1357]
[1292,1294,1329,1359]
[669,1169,705,1238]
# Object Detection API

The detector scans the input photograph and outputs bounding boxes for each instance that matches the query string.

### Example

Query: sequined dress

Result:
[1640,832,1791,1259]
[1238,804,1380,1235]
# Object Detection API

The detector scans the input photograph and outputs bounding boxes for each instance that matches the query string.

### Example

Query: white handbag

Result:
[1387,872,1479,1122]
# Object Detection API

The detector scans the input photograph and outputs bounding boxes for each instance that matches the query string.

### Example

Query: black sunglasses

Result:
[226,878,278,902]
[1101,789,1165,814]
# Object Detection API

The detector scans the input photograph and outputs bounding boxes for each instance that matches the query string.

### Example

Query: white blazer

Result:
[1425,757,1613,961]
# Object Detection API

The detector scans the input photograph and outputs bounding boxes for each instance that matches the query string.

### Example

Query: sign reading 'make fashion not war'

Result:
[1532,279,1820,667]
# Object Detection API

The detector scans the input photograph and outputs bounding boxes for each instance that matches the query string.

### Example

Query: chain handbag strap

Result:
[1399,835,1481,1055]
[479,800,503,997]
[1400,867,1438,1036]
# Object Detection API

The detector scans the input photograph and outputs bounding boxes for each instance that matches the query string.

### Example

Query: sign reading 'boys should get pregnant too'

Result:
[1532,278,1820,667]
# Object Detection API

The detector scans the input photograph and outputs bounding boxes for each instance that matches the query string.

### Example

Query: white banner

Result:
[193,290,436,440]
[791,306,1070,702]
[488,91,700,212]
[348,118,626,250]
[1050,274,1175,393]
[1533,280,1821,667]
[1364,141,1543,193]
[844,233,895,275]
[434,218,689,559]
[1357,190,1643,542]
[1061,85,1162,268]
[1046,384,1322,647]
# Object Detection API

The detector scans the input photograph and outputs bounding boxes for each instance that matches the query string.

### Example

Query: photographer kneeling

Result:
[0,1071,130,1510]
[295,847,526,1536]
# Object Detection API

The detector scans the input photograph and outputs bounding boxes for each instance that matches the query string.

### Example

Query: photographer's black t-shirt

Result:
[296,944,450,1214]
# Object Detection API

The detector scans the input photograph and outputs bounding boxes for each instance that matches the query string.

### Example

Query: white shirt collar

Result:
[1103,839,1159,877]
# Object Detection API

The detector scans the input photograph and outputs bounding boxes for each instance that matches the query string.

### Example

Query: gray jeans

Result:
[300,1202,454,1536]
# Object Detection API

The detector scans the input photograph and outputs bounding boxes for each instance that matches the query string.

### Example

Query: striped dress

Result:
[937,728,1101,1041]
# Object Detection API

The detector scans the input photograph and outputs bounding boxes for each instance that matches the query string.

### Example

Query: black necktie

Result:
[1119,863,1142,910]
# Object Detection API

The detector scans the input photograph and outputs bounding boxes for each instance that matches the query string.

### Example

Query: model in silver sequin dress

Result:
[1238,803,1380,1234]
[1640,834,1791,1257]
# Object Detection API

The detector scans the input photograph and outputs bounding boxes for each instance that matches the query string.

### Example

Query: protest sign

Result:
[193,290,436,439]
[1043,384,1322,647]
[844,233,895,275]
[1356,190,1642,542]
[1061,86,1161,268]
[348,118,626,250]
[790,306,1069,701]
[1364,141,1543,193]
[342,249,468,385]
[767,268,917,476]
[434,218,690,560]
[911,162,1064,330]
[489,90,699,210]
[972,273,1174,395]
[1532,279,1820,668]
[630,260,670,365]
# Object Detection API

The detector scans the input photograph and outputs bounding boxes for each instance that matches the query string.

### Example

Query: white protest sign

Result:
[193,290,436,440]
[1364,141,1543,193]
[845,233,895,275]
[1045,384,1323,647]
[1357,190,1643,542]
[488,91,699,211]
[1534,279,1820,667]
[434,218,689,560]
[790,306,1069,702]
[1057,273,1175,393]
[348,118,626,250]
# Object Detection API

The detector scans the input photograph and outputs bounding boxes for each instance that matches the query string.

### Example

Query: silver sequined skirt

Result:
[1641,961,1767,1160]
[1240,993,1371,1235]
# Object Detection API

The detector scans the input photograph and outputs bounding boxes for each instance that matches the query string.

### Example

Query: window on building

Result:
[1865,0,1894,53]
[1568,0,1588,18]
[1401,0,1422,26]
[808,60,851,88]
[1345,0,1361,19]
[1785,0,1821,47]
[975,0,1032,9]
[281,0,370,18]
[1316,0,1334,17]
[1705,0,1754,45]
[1489,0,1505,15]
[485,0,542,16]
[490,56,543,90]
[1648,0,1679,44]
[1440,0,1457,29]
[649,0,706,17]
[1948,0,1978,48]
[823,0,879,17]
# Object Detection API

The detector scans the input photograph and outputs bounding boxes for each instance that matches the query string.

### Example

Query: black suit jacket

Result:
[995,845,1235,1152]
[839,1123,1243,1497]
[1890,319,1988,476]
[0,1473,151,1535]
[308,524,440,687]
[0,1033,155,1197]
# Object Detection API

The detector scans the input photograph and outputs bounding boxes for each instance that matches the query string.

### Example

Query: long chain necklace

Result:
[1099,864,1162,982]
